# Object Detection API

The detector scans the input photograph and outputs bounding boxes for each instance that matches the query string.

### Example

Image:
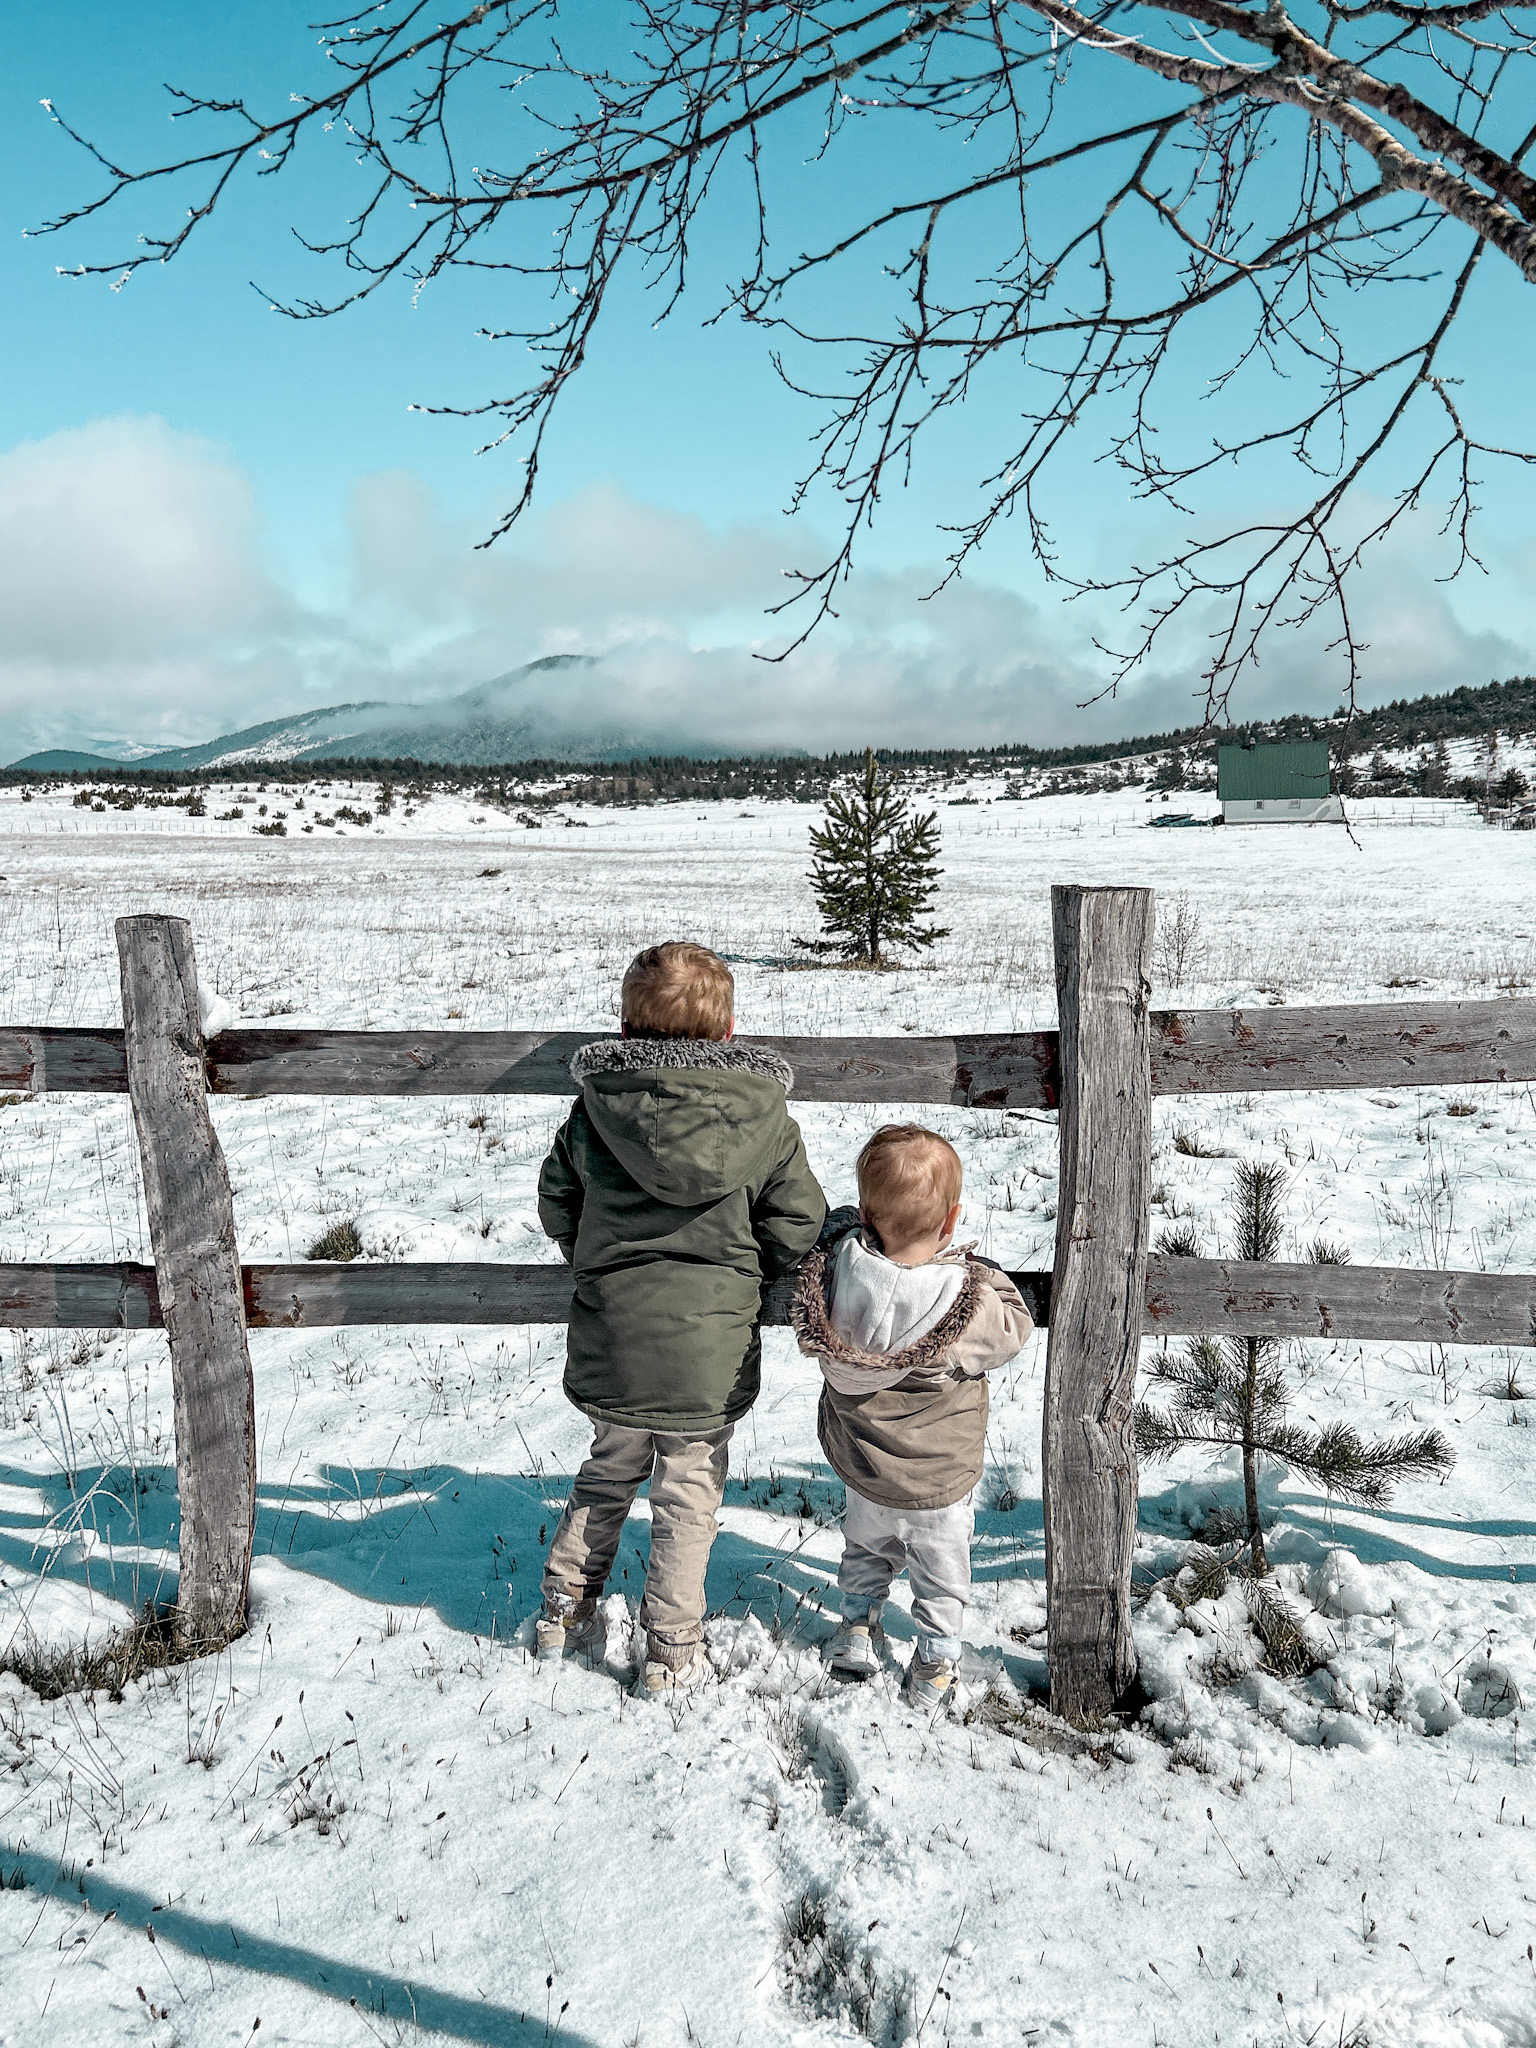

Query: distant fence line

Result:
[2,906,1534,1722]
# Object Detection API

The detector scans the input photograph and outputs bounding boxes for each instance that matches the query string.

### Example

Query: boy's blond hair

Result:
[622,942,735,1041]
[856,1125,963,1239]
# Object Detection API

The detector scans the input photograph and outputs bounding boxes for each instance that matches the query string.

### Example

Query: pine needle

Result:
[1244,1580,1313,1677]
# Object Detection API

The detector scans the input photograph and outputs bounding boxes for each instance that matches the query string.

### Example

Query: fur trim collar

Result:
[791,1245,984,1375]
[570,1036,794,1092]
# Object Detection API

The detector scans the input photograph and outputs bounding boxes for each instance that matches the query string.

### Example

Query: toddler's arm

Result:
[536,1108,586,1264]
[950,1265,1034,1376]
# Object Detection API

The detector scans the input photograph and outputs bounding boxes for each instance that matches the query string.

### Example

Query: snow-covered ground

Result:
[2,783,1535,2048]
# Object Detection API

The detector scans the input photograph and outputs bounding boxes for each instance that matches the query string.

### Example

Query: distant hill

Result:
[34,655,634,773]
[118,699,413,771]
[1334,675,1536,754]
[5,655,619,775]
[8,667,1535,779]
[9,748,121,773]
[1211,674,1536,763]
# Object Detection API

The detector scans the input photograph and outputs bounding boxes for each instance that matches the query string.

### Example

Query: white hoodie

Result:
[820,1231,971,1395]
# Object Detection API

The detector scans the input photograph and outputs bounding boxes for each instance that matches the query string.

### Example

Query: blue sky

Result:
[3,0,1533,762]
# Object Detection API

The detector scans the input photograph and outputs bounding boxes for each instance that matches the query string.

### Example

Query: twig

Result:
[916,1903,968,2043]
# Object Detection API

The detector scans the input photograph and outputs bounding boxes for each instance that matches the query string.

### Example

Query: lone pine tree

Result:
[1136,1160,1453,1575]
[799,750,947,966]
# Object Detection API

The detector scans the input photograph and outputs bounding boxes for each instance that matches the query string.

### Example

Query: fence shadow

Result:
[4,1459,1531,1660]
[0,1457,182,1621]
[5,1845,603,2048]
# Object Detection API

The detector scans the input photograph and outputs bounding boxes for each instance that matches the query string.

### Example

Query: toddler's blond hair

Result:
[856,1124,962,1241]
[621,942,735,1041]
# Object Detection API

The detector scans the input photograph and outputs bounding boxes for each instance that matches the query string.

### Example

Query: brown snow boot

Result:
[635,1631,713,1697]
[535,1597,606,1667]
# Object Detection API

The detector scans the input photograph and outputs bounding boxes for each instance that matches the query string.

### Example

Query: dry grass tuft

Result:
[0,1603,229,1702]
[1244,1580,1316,1678]
[307,1217,363,1262]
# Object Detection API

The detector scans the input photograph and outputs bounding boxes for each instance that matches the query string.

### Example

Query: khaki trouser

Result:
[542,1420,733,1647]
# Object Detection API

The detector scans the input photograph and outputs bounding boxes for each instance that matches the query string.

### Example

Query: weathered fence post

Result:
[117,916,255,1644]
[1044,884,1154,1723]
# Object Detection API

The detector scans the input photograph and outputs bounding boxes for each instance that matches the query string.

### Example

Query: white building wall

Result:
[1222,796,1345,824]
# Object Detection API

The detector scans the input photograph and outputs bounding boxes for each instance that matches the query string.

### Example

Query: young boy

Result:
[792,1124,1033,1709]
[536,942,826,1695]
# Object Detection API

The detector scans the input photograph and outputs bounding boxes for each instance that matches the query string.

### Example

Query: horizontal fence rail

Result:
[6,1256,1534,1346]
[5,995,1536,1106]
[7,905,1535,1716]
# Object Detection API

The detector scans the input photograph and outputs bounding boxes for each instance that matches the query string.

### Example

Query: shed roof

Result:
[1217,740,1331,801]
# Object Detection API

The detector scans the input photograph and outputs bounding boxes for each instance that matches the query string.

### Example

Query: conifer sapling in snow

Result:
[798,749,947,964]
[1135,1160,1454,1575]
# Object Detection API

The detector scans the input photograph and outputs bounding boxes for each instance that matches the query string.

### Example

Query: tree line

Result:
[8,674,1536,802]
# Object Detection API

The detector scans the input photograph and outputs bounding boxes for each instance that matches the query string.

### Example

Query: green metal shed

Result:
[1217,741,1341,823]
[1217,741,1332,801]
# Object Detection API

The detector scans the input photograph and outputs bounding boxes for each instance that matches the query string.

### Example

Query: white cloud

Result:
[336,473,1119,747]
[0,416,305,757]
[2,417,1532,764]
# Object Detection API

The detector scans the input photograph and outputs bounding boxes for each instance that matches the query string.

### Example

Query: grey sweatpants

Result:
[838,1486,974,1663]
[542,1420,733,1647]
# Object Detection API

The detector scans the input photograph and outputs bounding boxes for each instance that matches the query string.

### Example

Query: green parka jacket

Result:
[537,1038,827,1431]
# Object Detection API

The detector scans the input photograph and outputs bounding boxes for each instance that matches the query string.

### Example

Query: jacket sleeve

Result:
[537,1107,586,1265]
[817,1204,863,1252]
[751,1119,828,1281]
[949,1265,1034,1377]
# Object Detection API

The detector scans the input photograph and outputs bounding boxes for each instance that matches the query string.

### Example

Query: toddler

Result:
[792,1124,1032,1706]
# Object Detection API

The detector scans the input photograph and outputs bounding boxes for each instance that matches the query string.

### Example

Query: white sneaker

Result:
[825,1620,882,1679]
[535,1599,606,1666]
[635,1642,713,1697]
[905,1653,957,1710]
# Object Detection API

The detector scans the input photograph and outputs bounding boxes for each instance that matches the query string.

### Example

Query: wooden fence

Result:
[3,897,1535,1717]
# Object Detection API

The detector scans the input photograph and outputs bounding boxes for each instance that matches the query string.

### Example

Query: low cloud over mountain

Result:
[3,416,1529,767]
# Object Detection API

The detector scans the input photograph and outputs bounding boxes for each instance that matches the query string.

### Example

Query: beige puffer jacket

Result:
[791,1231,1033,1511]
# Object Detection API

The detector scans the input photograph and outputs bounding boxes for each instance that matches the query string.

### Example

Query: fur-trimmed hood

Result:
[568,1034,799,1208]
[792,1236,985,1389]
[569,1036,794,1092]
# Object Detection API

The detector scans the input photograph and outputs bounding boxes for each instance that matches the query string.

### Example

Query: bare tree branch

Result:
[31,0,1536,716]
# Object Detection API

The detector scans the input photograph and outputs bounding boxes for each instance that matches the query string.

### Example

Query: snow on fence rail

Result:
[3,903,1535,1721]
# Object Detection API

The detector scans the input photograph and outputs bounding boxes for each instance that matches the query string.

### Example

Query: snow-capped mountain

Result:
[7,656,641,771]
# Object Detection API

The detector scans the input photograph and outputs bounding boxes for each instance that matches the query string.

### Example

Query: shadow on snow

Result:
[5,1844,605,2048]
[3,1459,1532,1655]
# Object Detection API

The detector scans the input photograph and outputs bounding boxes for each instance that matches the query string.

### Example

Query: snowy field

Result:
[2,780,1535,2048]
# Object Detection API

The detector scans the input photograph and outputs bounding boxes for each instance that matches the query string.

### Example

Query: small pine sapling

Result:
[1155,1221,1202,1258]
[1135,1160,1453,1575]
[797,749,947,964]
